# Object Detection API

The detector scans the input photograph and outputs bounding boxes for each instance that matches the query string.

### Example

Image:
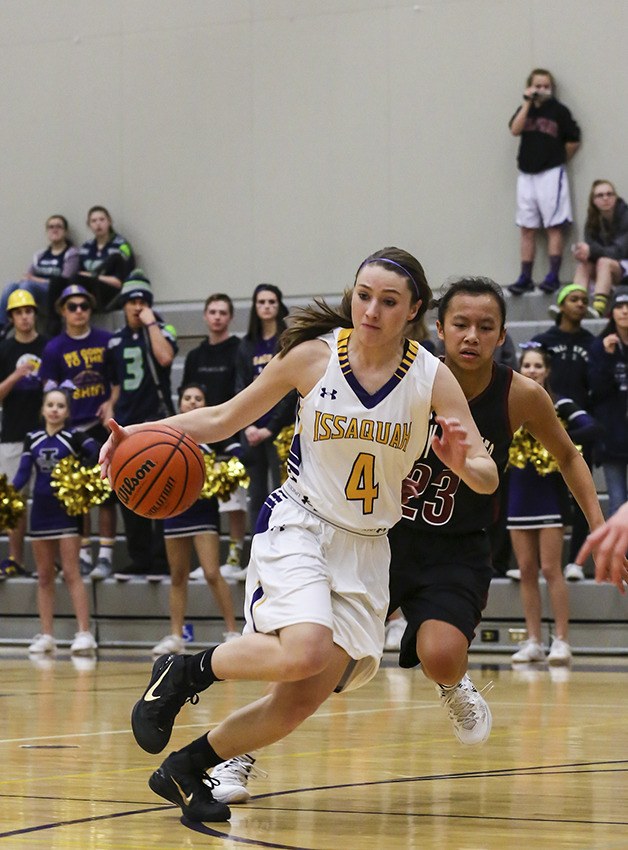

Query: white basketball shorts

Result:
[243,494,389,692]
[516,165,573,229]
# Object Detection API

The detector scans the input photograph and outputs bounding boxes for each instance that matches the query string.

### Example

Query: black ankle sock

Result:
[187,646,221,690]
[521,261,533,280]
[178,734,225,770]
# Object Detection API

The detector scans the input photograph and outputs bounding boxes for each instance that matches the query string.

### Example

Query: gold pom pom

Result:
[200,452,250,502]
[51,456,113,516]
[0,473,26,530]
[508,428,559,476]
[273,425,294,484]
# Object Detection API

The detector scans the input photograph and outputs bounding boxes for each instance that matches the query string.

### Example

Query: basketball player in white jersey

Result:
[100,247,498,823]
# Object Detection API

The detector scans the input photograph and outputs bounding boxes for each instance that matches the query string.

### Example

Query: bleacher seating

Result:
[1,288,624,654]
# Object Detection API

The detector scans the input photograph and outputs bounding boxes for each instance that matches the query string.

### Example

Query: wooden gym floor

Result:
[1,649,627,849]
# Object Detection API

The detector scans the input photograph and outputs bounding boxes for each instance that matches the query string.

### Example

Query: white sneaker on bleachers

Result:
[71,631,98,655]
[29,633,56,654]
[152,634,185,655]
[547,637,572,666]
[563,563,584,581]
[220,564,248,582]
[511,638,546,663]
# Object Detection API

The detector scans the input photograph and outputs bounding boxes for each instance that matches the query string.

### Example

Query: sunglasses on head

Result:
[65,301,91,312]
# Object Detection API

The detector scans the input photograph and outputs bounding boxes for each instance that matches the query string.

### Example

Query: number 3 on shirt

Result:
[345,452,379,514]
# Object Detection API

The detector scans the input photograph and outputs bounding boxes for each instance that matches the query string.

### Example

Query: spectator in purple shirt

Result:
[39,284,117,579]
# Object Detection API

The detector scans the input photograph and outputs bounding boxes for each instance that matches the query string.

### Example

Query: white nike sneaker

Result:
[436,674,493,746]
[209,753,266,803]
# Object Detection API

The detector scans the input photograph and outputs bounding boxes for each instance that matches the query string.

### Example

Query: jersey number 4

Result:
[345,452,379,514]
[401,462,460,526]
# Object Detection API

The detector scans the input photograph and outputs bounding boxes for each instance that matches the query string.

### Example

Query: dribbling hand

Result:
[99,420,135,479]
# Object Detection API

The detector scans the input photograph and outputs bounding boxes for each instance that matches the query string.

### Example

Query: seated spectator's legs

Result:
[119,502,169,575]
[602,461,628,518]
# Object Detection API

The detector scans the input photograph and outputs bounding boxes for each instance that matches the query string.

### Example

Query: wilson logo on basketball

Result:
[116,460,158,505]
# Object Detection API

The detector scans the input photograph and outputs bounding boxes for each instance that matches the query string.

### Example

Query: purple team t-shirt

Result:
[39,327,112,427]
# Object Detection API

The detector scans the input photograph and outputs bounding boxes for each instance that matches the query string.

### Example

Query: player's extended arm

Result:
[577,504,628,594]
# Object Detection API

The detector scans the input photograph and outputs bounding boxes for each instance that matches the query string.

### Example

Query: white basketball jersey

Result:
[283,327,439,535]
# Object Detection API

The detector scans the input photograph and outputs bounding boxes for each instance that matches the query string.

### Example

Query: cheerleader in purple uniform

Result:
[507,346,601,665]
[13,388,99,655]
[153,383,239,656]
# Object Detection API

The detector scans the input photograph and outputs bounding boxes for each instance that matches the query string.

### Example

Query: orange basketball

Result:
[110,424,205,519]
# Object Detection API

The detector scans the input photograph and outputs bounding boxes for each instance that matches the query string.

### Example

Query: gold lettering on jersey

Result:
[62,347,106,369]
[80,347,105,368]
[313,411,411,451]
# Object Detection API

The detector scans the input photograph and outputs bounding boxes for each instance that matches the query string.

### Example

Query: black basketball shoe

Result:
[131,653,202,754]
[149,750,231,822]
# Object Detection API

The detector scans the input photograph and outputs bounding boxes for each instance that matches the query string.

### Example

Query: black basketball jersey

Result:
[399,362,513,534]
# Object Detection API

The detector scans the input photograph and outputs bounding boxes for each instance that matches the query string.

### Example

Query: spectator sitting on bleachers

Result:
[572,180,628,317]
[587,285,628,518]
[0,214,79,336]
[47,205,135,330]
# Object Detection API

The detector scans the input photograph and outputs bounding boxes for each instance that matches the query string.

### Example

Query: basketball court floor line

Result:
[3,761,628,844]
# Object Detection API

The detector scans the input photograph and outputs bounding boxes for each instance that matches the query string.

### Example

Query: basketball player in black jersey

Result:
[388,277,604,746]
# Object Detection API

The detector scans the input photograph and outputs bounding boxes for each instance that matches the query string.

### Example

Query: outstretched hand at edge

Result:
[576,506,628,595]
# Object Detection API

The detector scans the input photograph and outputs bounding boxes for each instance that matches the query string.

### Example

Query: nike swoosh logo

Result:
[199,652,207,672]
[144,661,174,702]
[172,776,193,806]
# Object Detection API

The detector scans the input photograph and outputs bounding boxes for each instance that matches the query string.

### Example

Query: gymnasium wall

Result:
[1,0,626,302]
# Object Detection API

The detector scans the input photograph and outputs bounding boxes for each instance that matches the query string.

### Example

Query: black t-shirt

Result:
[182,336,241,405]
[0,334,48,442]
[397,363,513,535]
[510,97,581,174]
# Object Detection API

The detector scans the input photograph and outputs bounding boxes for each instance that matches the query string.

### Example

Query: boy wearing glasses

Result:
[39,284,116,577]
[508,69,581,296]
